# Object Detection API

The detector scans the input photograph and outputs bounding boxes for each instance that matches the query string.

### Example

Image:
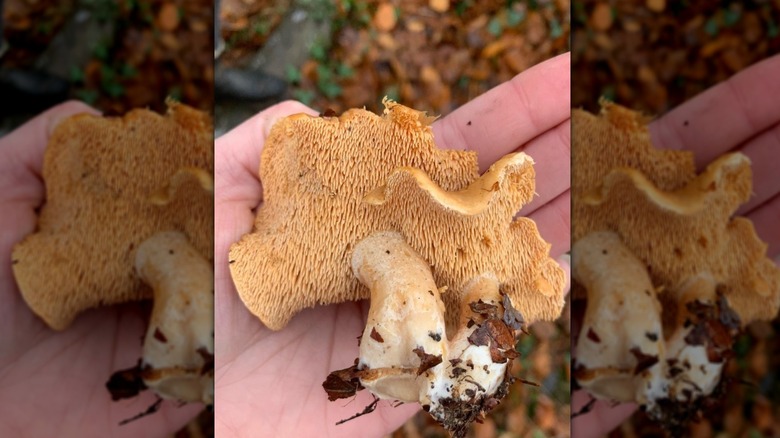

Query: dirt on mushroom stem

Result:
[323,232,530,436]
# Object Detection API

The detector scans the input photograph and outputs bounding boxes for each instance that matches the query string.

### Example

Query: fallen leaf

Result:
[374,3,397,32]
[646,0,665,12]
[473,417,496,438]
[481,39,508,59]
[413,347,443,375]
[157,3,180,32]
[420,65,441,84]
[429,0,449,13]
[590,3,613,32]
[322,364,362,401]
[406,18,425,33]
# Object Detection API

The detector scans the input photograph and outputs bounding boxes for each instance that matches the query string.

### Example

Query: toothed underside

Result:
[230,101,566,330]
[572,102,780,325]
[12,103,214,330]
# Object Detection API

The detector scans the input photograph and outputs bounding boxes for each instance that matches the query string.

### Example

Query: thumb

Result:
[0,101,100,188]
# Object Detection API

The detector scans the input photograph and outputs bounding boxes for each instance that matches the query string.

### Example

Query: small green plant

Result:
[704,17,720,36]
[285,65,302,84]
[70,67,85,83]
[488,17,504,36]
[550,17,563,38]
[76,89,99,105]
[723,10,741,27]
[293,88,315,106]
[507,7,525,27]
[454,0,472,17]
[167,86,183,101]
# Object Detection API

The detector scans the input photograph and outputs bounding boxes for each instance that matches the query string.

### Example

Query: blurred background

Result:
[572,0,780,114]
[215,0,569,135]
[572,1,780,436]
[0,0,213,134]
[1,1,214,436]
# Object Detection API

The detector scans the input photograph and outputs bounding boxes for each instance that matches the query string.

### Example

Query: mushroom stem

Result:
[574,232,738,421]
[425,274,514,433]
[352,231,447,402]
[349,231,517,435]
[662,274,724,406]
[135,231,214,404]
[573,231,666,405]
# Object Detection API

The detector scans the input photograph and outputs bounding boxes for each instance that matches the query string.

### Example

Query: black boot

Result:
[0,69,70,115]
[214,65,287,101]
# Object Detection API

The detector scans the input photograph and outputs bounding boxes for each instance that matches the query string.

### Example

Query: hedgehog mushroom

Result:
[572,101,780,426]
[230,99,565,434]
[12,102,214,406]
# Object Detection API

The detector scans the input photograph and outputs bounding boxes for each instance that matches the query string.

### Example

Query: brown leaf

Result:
[157,3,180,32]
[586,327,601,343]
[429,0,449,13]
[646,0,666,12]
[481,40,508,59]
[197,347,214,375]
[630,347,659,375]
[590,3,613,32]
[502,293,526,331]
[468,323,492,347]
[106,360,147,401]
[323,364,363,401]
[370,327,384,343]
[373,3,397,32]
[153,327,168,343]
[413,347,443,375]
[473,417,496,438]
[469,300,498,318]
[469,318,518,363]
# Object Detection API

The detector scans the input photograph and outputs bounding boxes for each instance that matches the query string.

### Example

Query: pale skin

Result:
[0,102,203,437]
[572,54,780,438]
[214,53,571,437]
[2,53,776,438]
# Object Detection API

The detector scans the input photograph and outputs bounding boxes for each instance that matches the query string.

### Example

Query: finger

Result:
[215,100,318,207]
[527,190,570,258]
[571,390,637,438]
[432,53,571,171]
[735,121,780,215]
[747,193,780,258]
[0,101,99,288]
[649,55,780,168]
[516,119,570,217]
[0,101,99,196]
[215,102,317,308]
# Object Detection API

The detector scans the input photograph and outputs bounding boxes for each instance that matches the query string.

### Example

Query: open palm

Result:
[572,54,780,438]
[0,102,203,437]
[214,53,571,437]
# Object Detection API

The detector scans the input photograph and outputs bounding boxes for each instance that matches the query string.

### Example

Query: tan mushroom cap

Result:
[572,101,780,324]
[12,101,214,330]
[230,99,565,330]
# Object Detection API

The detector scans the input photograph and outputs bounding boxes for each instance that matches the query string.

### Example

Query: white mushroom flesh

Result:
[574,231,733,419]
[573,231,666,405]
[135,231,214,404]
[663,274,723,404]
[351,231,516,430]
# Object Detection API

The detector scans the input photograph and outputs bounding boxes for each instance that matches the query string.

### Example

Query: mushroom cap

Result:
[230,100,565,330]
[572,101,780,324]
[12,101,214,330]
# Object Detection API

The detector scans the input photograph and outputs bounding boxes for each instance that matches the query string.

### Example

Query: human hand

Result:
[572,54,780,438]
[649,54,780,259]
[214,52,570,437]
[0,102,203,437]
